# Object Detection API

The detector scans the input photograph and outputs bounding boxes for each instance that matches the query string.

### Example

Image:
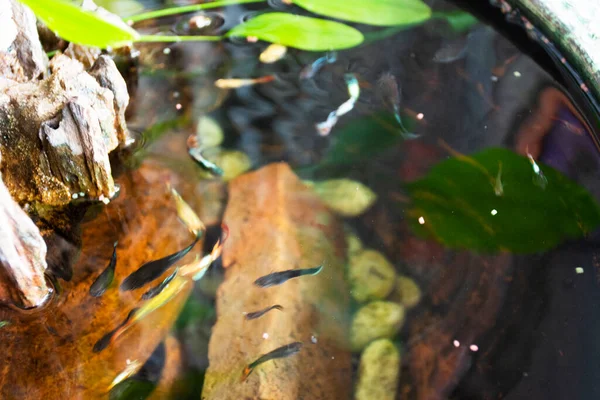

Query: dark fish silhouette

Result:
[245,305,283,320]
[253,265,323,288]
[241,342,303,381]
[89,241,118,297]
[141,268,178,300]
[120,236,200,291]
[377,72,420,140]
[93,308,139,353]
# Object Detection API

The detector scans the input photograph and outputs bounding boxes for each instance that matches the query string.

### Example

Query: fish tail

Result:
[241,366,254,381]
[257,75,275,84]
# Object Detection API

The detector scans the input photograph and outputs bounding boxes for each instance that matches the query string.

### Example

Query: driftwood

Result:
[203,163,352,399]
[0,0,131,306]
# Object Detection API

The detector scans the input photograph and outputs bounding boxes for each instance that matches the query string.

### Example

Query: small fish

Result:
[215,75,275,89]
[259,44,287,64]
[141,268,178,300]
[93,308,139,353]
[188,147,224,177]
[170,186,206,236]
[300,52,337,79]
[377,72,419,139]
[527,153,548,189]
[95,274,191,352]
[241,342,302,381]
[0,320,10,329]
[180,223,229,281]
[120,236,200,291]
[245,305,283,320]
[89,241,118,298]
[254,265,323,288]
[108,360,143,391]
[494,162,504,196]
[433,36,468,64]
[315,74,359,136]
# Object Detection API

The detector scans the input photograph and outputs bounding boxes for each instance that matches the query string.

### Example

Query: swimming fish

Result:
[141,268,178,300]
[259,44,287,64]
[180,223,229,281]
[376,72,420,139]
[494,162,504,196]
[527,153,548,189]
[300,52,337,79]
[95,275,191,352]
[215,75,275,89]
[93,308,139,353]
[0,320,10,329]
[433,36,468,64]
[107,360,143,391]
[316,74,359,136]
[245,305,284,320]
[120,236,200,291]
[188,147,224,177]
[89,241,118,298]
[170,186,206,236]
[254,265,323,288]
[241,342,303,381]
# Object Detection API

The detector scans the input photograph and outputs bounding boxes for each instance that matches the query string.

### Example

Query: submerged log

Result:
[202,163,352,400]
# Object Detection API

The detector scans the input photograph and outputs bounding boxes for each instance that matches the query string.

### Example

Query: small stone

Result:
[355,339,400,400]
[195,116,223,148]
[349,249,396,303]
[344,228,363,256]
[389,275,422,309]
[350,301,405,351]
[214,150,251,182]
[310,179,377,217]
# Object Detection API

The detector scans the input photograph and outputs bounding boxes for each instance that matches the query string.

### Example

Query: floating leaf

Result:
[19,0,140,48]
[292,0,431,27]
[434,10,479,32]
[317,112,409,170]
[308,179,377,217]
[226,12,364,51]
[407,148,600,253]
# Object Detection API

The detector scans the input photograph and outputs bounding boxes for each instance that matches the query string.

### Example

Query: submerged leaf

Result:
[226,13,364,51]
[292,0,431,27]
[407,148,600,253]
[434,10,479,33]
[19,0,140,48]
[309,179,377,217]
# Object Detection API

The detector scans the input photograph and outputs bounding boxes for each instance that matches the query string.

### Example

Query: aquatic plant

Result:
[18,0,433,50]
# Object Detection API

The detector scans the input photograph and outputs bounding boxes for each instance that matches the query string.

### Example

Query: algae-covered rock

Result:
[355,339,400,400]
[345,228,363,256]
[390,275,422,309]
[310,179,377,217]
[195,116,224,148]
[349,249,397,303]
[351,301,405,351]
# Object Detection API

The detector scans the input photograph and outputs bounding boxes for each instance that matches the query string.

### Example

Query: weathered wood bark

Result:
[202,163,352,400]
[0,53,130,205]
[0,152,49,308]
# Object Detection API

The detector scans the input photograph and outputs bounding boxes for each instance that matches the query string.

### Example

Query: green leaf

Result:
[175,297,215,331]
[19,0,139,49]
[433,10,479,32]
[226,12,364,51]
[318,112,405,169]
[406,148,600,253]
[292,0,431,27]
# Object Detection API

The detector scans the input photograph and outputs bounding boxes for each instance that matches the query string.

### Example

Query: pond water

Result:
[2,0,600,399]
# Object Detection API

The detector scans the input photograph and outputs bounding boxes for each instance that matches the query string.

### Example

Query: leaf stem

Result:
[137,35,223,42]
[126,0,267,24]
